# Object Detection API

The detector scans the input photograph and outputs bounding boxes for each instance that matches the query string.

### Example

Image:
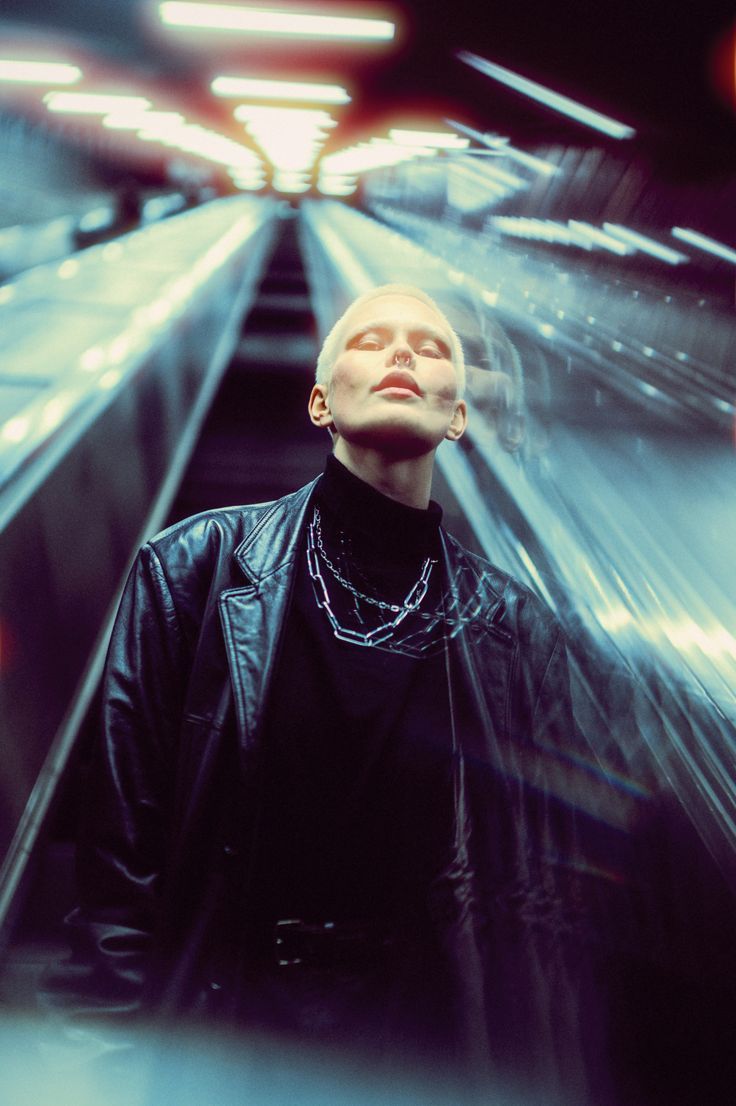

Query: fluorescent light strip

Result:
[235,105,335,171]
[0,60,82,84]
[671,227,736,265]
[603,224,688,265]
[159,3,395,39]
[457,52,635,139]
[388,128,469,149]
[138,122,263,168]
[320,143,435,174]
[212,76,350,103]
[318,179,357,196]
[45,92,152,114]
[445,119,559,176]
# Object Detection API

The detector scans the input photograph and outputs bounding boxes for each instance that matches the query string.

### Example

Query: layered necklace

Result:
[306,505,437,648]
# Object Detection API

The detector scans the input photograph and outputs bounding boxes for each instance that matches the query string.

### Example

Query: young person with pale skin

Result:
[51,285,631,1103]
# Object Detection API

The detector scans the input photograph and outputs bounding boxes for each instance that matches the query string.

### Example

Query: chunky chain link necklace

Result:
[306,506,437,647]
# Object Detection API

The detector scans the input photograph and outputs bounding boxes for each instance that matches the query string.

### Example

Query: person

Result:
[50,284,666,1103]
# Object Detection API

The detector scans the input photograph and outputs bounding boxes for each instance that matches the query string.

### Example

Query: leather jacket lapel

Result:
[218,480,317,750]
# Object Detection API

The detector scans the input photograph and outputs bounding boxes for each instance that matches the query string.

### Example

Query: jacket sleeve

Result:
[43,541,187,1021]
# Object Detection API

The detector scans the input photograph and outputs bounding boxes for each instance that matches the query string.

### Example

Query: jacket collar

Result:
[231,473,507,627]
[233,478,319,585]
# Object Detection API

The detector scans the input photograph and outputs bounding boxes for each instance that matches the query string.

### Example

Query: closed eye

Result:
[348,330,385,351]
[417,342,444,358]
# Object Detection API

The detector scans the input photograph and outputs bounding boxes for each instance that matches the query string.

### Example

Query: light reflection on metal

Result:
[446,159,526,214]
[57,259,80,279]
[98,368,122,391]
[603,224,689,265]
[672,227,736,265]
[211,76,351,103]
[568,221,633,255]
[0,60,82,85]
[79,347,105,373]
[0,417,29,444]
[41,394,73,432]
[446,119,560,175]
[491,216,694,261]
[158,3,396,40]
[457,52,636,139]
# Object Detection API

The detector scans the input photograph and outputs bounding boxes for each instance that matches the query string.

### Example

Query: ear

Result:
[308,383,333,430]
[445,399,468,442]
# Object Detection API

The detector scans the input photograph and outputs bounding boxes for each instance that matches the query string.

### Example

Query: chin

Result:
[343,422,442,459]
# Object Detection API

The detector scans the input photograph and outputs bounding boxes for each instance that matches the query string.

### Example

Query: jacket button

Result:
[223,844,239,858]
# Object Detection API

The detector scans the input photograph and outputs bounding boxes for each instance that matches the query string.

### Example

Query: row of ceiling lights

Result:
[0,0,641,197]
[0,56,470,195]
[0,4,732,260]
[0,4,449,195]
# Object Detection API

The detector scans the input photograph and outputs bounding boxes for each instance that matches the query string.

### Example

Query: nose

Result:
[390,345,414,368]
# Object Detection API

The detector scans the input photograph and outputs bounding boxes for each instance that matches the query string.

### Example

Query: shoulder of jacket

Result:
[144,481,316,573]
[442,529,559,634]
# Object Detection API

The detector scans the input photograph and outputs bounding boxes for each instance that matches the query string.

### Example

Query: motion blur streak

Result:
[457,52,636,138]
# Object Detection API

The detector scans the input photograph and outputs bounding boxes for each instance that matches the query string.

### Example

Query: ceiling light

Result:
[103,110,185,130]
[44,92,152,114]
[212,76,350,103]
[671,227,736,265]
[138,122,263,168]
[0,60,82,84]
[388,129,469,149]
[317,176,358,196]
[457,52,635,139]
[320,142,435,175]
[235,105,335,172]
[231,178,267,191]
[273,170,312,193]
[159,3,395,40]
[234,105,335,125]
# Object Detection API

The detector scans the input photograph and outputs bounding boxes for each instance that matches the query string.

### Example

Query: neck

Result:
[332,440,435,509]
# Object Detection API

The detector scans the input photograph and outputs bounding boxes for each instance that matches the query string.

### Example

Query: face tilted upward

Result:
[309,294,467,458]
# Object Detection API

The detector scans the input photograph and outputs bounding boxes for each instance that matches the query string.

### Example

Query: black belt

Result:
[273,918,403,972]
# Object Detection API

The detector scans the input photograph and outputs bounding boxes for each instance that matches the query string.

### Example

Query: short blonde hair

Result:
[315,283,466,397]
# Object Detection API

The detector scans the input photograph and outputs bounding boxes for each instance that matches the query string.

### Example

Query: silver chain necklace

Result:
[306,506,436,647]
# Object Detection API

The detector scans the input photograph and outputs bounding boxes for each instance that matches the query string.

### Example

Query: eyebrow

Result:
[346,318,453,355]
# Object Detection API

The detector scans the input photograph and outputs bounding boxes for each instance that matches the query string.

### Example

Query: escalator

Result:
[0,206,326,1006]
[0,201,733,1106]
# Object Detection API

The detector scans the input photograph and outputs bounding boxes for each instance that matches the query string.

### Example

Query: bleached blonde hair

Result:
[315,283,466,397]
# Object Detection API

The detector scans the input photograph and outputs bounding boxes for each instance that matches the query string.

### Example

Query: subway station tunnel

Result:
[0,3,735,1104]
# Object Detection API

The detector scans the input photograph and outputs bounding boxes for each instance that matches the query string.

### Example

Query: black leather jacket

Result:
[61,477,638,1095]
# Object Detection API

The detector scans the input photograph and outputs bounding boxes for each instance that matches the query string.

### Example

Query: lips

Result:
[373,370,422,395]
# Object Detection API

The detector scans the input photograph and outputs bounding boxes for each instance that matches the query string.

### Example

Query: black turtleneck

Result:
[249,457,454,938]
